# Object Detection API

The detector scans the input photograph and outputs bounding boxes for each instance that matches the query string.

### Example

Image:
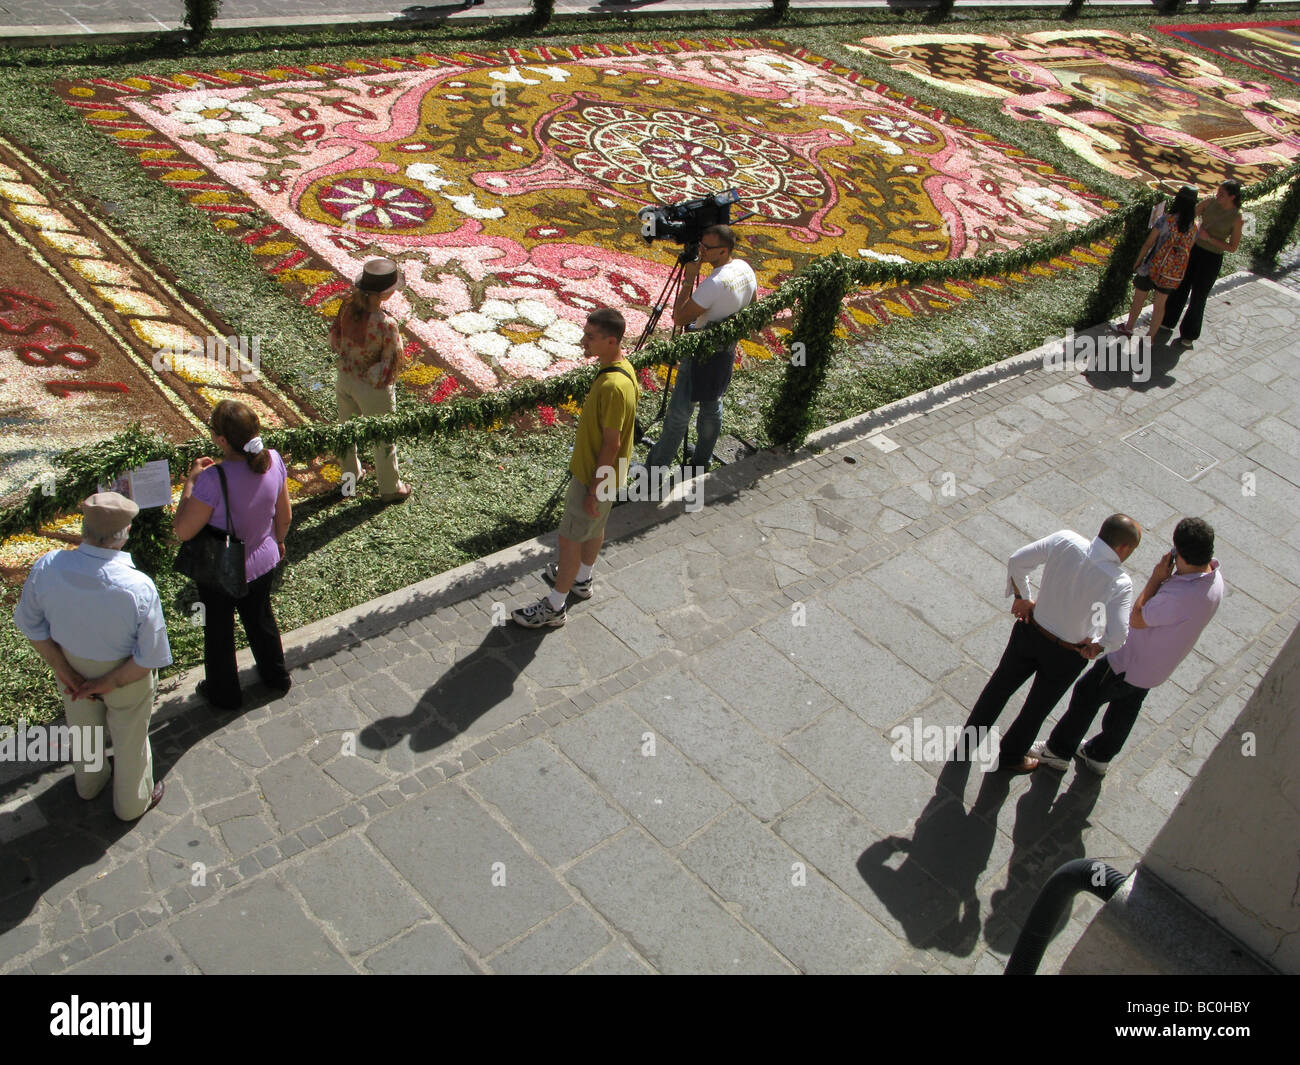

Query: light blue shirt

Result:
[13,545,172,669]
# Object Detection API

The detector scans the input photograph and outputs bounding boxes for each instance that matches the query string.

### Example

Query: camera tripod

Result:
[634,248,700,471]
[534,248,703,524]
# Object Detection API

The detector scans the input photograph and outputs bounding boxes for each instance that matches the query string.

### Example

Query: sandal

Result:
[1115,323,1133,337]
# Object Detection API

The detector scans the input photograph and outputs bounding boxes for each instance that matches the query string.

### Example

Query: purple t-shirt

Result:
[192,450,286,583]
[1108,561,1223,689]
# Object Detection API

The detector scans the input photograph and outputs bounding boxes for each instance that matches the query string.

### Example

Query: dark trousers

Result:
[965,621,1088,763]
[1047,657,1149,763]
[198,568,288,708]
[1159,244,1224,342]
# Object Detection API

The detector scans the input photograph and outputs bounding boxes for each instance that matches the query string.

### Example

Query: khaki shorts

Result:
[557,476,614,542]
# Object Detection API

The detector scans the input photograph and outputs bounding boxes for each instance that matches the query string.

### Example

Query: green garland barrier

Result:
[7,159,1300,556]
[1241,158,1300,202]
[765,254,855,448]
[530,0,554,31]
[1079,190,1162,327]
[182,0,222,43]
[1253,172,1300,271]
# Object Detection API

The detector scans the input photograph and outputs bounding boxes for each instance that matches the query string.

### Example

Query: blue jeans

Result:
[646,353,726,472]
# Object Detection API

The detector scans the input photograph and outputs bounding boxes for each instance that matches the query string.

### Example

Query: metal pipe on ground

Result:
[1006,858,1128,975]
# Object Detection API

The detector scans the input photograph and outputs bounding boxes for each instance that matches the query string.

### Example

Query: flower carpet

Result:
[56,39,1112,398]
[0,134,329,579]
[850,29,1300,189]
[1156,20,1300,88]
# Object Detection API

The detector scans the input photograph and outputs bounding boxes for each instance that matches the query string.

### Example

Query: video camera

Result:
[639,189,742,259]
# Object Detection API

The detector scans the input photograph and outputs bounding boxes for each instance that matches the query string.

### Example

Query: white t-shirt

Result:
[689,259,757,330]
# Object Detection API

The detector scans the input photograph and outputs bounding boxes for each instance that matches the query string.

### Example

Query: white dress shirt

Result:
[13,545,172,668]
[1006,531,1133,652]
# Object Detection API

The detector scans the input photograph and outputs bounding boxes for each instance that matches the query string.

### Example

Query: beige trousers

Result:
[336,372,401,495]
[61,651,156,821]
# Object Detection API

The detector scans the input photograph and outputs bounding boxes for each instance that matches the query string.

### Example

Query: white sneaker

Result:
[511,597,566,628]
[1029,741,1070,772]
[545,562,592,601]
[1076,749,1110,776]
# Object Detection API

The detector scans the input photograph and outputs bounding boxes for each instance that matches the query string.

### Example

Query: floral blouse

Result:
[329,307,405,388]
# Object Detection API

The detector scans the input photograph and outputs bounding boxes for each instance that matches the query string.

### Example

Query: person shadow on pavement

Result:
[856,757,1011,958]
[359,625,543,757]
[983,767,1104,956]
[0,703,246,945]
[396,4,479,23]
[1079,335,1185,394]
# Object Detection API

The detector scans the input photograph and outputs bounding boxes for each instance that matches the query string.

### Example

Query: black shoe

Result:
[259,670,292,696]
[196,680,241,712]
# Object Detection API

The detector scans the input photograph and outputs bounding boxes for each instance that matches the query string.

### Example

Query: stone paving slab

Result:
[0,0,928,38]
[2,272,1299,973]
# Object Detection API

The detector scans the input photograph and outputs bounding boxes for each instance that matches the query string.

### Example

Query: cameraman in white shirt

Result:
[645,225,757,477]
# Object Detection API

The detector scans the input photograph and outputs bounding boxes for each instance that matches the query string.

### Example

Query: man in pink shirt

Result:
[1031,517,1223,776]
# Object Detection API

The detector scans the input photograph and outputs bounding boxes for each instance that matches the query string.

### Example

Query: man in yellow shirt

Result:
[513,308,639,628]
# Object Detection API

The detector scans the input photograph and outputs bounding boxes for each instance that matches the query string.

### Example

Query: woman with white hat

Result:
[330,257,412,502]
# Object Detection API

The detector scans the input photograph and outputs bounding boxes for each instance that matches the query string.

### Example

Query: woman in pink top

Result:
[330,258,412,503]
[174,400,292,711]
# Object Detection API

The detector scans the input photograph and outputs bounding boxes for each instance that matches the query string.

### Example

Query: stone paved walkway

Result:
[0,0,1208,40]
[1,272,1296,974]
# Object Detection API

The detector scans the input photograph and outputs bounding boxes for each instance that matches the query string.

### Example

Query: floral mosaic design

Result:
[851,30,1300,188]
[59,41,1113,399]
[1156,21,1300,87]
[0,135,327,580]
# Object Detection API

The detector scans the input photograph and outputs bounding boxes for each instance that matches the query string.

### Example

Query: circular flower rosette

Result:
[546,104,830,223]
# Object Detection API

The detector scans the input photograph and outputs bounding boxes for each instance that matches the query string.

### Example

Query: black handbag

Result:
[174,464,247,599]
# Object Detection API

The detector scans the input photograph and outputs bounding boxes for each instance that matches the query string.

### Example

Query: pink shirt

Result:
[1108,561,1223,689]
[192,450,287,583]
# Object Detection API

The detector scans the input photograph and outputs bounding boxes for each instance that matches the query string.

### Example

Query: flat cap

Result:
[80,492,139,540]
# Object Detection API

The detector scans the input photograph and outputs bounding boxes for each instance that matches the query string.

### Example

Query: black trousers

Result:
[1047,657,1149,763]
[197,568,288,708]
[965,620,1088,763]
[1159,244,1223,342]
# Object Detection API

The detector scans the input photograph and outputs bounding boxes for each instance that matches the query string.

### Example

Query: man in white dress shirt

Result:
[964,514,1141,773]
[13,492,170,819]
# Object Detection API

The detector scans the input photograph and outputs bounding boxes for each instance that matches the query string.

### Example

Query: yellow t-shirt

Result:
[570,359,639,487]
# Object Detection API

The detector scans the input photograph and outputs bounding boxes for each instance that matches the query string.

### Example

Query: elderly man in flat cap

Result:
[13,492,170,819]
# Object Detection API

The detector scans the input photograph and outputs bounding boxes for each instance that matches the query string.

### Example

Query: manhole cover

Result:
[1122,423,1218,481]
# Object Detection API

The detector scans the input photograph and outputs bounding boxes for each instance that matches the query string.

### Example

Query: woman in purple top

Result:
[174,400,292,711]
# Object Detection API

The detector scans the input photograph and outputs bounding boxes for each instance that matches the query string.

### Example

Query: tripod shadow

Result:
[984,768,1103,954]
[856,758,1012,957]
[360,625,543,756]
